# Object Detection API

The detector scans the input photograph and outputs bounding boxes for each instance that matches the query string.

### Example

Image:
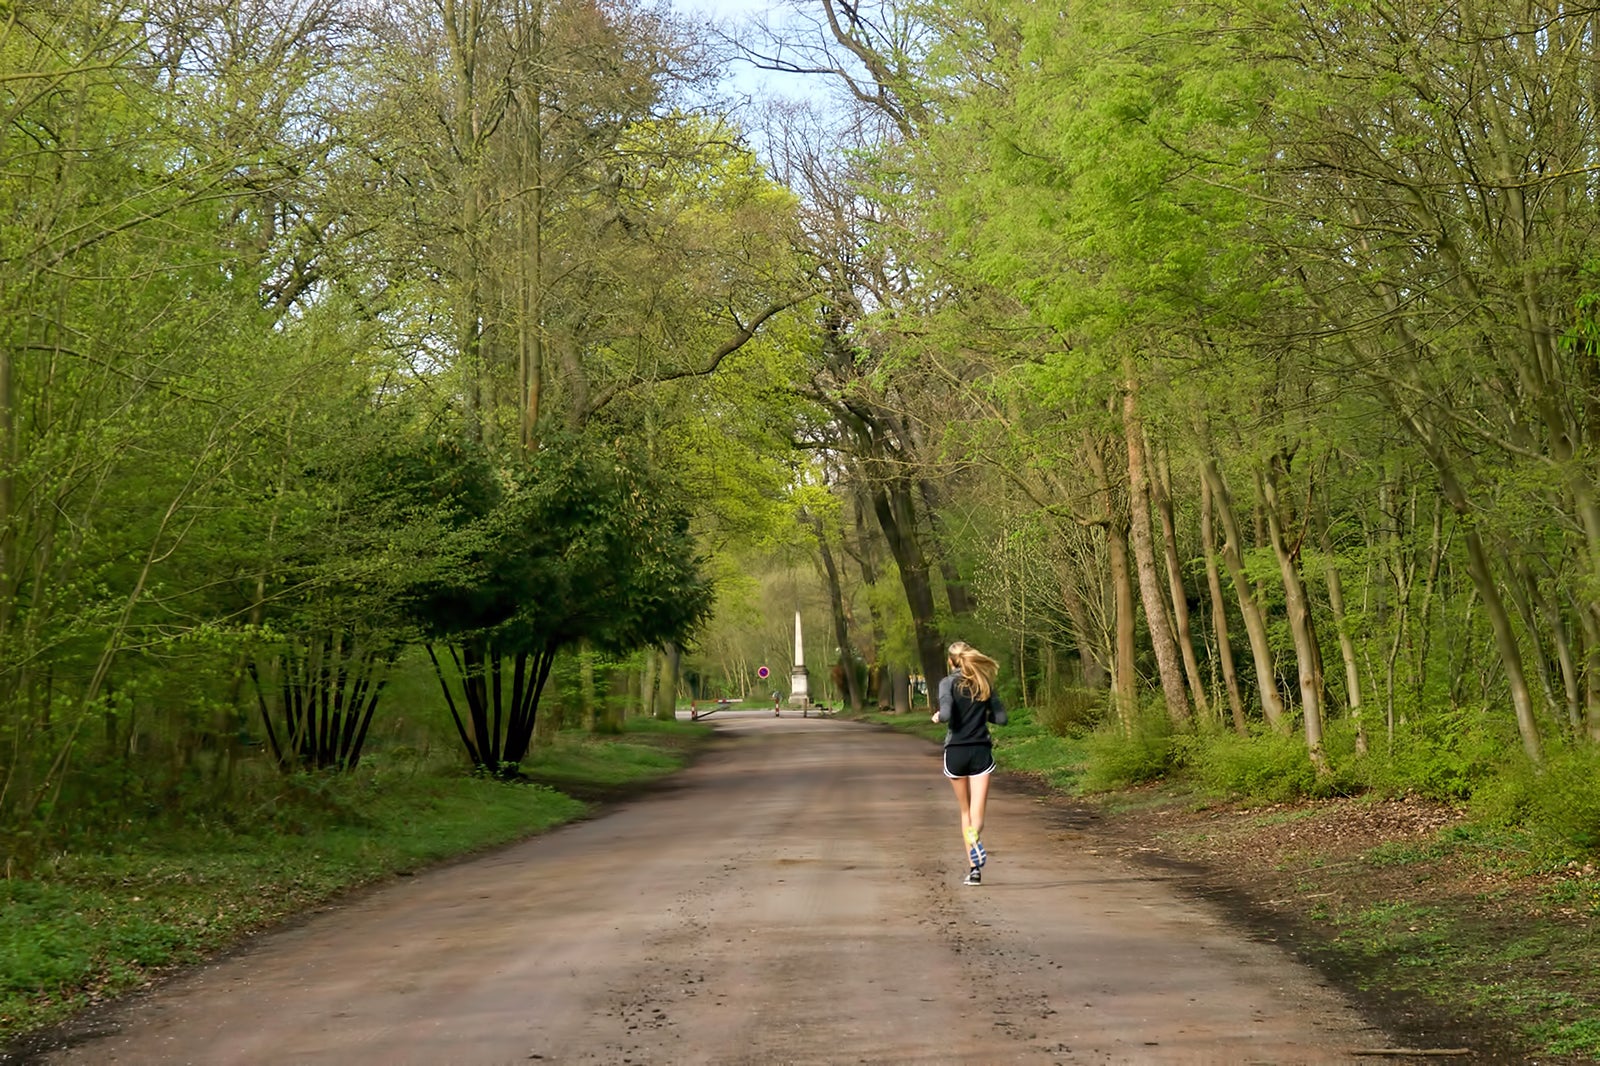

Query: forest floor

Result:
[1073,780,1600,1063]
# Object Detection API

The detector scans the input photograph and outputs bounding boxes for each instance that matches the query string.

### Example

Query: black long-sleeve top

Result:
[935,672,1007,747]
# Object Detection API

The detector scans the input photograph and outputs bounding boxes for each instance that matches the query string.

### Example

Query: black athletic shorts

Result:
[943,743,996,779]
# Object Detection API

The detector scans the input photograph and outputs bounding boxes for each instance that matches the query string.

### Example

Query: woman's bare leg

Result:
[947,776,972,863]
[968,771,991,842]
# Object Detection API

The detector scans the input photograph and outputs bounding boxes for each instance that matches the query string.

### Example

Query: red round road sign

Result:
[757,666,770,679]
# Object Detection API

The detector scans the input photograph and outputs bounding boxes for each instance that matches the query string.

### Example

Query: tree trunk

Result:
[917,476,975,617]
[1083,431,1138,725]
[1317,508,1368,754]
[0,340,12,644]
[1123,369,1191,725]
[1200,477,1247,734]
[443,0,488,442]
[1058,574,1109,689]
[1151,443,1211,721]
[846,491,897,712]
[1257,466,1328,770]
[1399,408,1544,763]
[1505,559,1561,721]
[579,642,597,732]
[655,642,680,720]
[809,515,864,713]
[1410,493,1445,715]
[870,477,946,693]
[1461,526,1542,761]
[890,663,911,714]
[518,4,545,448]
[1108,521,1138,724]
[1575,607,1600,742]
[1200,455,1288,731]
[640,649,658,720]
[621,664,639,726]
[875,662,893,710]
[1534,577,1584,736]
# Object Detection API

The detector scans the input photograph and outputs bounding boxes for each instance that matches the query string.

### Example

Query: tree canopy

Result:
[8,0,1600,866]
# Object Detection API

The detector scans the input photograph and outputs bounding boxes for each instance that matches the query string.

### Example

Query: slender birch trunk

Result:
[1200,455,1287,731]
[1083,431,1138,726]
[1200,477,1247,734]
[1317,508,1368,755]
[1255,463,1327,769]
[1058,574,1109,689]
[1122,368,1190,725]
[1151,442,1211,721]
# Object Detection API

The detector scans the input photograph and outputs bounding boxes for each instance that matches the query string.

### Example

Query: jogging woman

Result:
[932,641,1007,886]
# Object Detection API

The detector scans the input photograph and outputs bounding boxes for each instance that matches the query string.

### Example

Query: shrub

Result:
[1186,726,1324,803]
[1367,706,1509,802]
[1033,686,1109,738]
[1472,743,1600,856]
[1079,701,1176,791]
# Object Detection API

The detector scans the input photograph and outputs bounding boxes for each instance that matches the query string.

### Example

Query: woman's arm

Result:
[934,674,955,723]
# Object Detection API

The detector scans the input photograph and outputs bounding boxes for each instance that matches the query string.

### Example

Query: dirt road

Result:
[37,714,1405,1065]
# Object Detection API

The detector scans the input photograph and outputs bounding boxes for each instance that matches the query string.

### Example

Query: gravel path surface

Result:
[37,713,1396,1065]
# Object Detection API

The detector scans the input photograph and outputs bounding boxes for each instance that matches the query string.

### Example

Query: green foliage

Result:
[1471,744,1600,855]
[991,705,1092,793]
[1366,708,1513,803]
[0,0,805,856]
[397,432,715,769]
[1032,687,1110,738]
[1079,702,1178,791]
[406,433,713,658]
[1183,727,1326,803]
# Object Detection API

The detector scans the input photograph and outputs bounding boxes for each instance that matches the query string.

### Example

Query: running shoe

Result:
[962,866,982,886]
[965,827,986,868]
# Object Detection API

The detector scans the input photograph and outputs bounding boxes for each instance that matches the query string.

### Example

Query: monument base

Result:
[789,665,810,709]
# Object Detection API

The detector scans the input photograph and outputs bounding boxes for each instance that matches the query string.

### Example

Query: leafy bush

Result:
[1367,706,1509,802]
[1033,686,1109,738]
[1079,701,1176,791]
[1184,726,1324,803]
[1472,744,1600,855]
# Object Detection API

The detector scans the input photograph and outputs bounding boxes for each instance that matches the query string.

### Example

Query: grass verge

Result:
[1112,790,1600,1062]
[0,719,710,1046]
[851,705,1091,791]
[858,704,1600,1060]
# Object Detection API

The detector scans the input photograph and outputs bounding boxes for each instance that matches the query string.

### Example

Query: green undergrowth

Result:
[1314,831,1600,1059]
[862,699,1600,1059]
[0,720,709,1046]
[852,704,1091,791]
[517,716,706,789]
[1135,787,1600,1060]
[988,705,1091,791]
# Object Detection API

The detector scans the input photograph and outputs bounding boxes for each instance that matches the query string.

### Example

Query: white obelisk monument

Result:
[789,609,810,710]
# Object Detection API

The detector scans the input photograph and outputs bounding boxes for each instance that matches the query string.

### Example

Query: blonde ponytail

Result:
[947,641,999,702]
